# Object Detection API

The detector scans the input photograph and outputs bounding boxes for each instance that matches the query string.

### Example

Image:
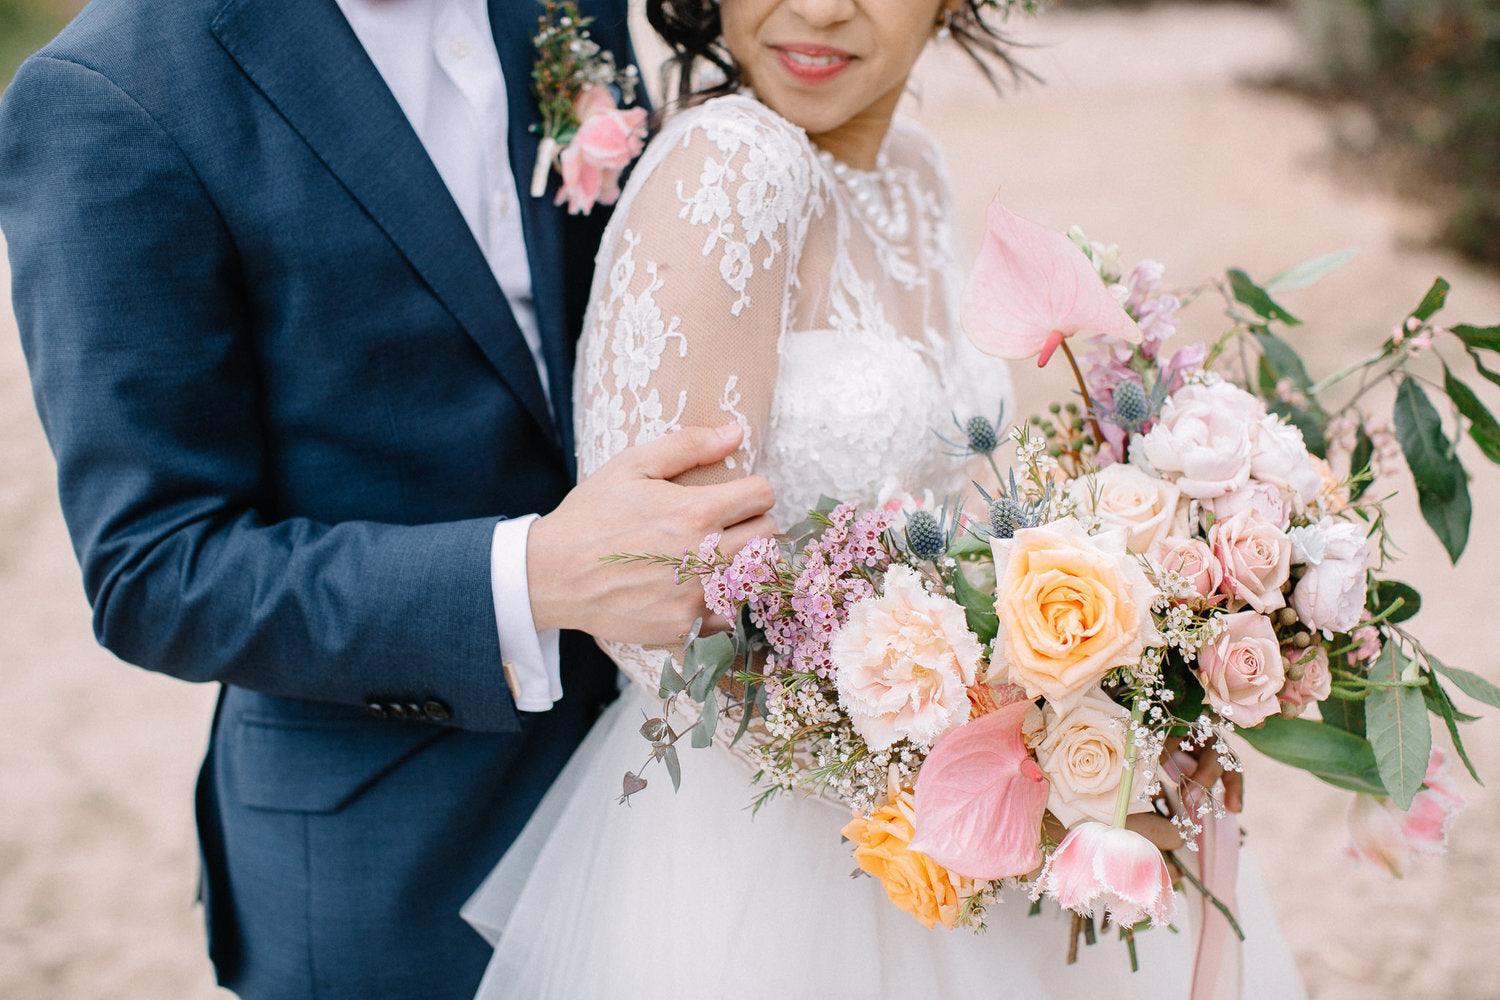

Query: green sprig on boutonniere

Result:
[529,0,646,216]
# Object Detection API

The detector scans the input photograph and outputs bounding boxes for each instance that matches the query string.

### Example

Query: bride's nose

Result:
[785,0,858,30]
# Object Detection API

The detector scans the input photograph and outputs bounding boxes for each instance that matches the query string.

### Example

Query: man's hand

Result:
[527,424,777,645]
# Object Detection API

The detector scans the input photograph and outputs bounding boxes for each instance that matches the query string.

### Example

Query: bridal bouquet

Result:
[617,201,1499,958]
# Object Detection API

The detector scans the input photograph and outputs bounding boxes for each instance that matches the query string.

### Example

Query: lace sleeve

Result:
[575,97,821,489]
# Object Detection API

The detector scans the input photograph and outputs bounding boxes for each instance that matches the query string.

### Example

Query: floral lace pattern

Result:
[574,93,1014,686]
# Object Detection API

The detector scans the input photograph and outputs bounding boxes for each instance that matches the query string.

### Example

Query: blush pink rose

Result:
[1278,644,1332,717]
[1138,381,1262,499]
[553,87,647,215]
[1206,479,1290,530]
[1149,536,1222,600]
[1195,610,1285,726]
[1250,414,1323,505]
[1209,509,1292,613]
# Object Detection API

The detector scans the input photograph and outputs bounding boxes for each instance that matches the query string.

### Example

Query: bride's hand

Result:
[527,424,778,644]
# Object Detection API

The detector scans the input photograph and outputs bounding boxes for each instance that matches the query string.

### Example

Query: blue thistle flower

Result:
[904,509,947,559]
[964,415,1000,455]
[1113,380,1149,430]
[988,496,1021,539]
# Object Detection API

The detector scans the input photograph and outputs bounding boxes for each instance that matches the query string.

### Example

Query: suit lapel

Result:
[211,0,561,449]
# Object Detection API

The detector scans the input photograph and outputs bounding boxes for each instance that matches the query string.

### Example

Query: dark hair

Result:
[645,1,1035,108]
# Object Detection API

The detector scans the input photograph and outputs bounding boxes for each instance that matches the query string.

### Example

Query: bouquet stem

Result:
[1060,339,1106,450]
[1111,700,1146,829]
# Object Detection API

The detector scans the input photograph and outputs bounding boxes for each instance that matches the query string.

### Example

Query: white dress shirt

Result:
[335,0,562,711]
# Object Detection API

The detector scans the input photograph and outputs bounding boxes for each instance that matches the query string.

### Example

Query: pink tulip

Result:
[1037,821,1177,927]
[910,700,1050,880]
[961,200,1141,367]
[1347,747,1466,876]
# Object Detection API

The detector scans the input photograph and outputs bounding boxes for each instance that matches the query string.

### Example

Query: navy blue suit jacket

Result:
[0,0,634,995]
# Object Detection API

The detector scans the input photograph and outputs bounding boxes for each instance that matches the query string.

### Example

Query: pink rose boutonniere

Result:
[529,1,646,216]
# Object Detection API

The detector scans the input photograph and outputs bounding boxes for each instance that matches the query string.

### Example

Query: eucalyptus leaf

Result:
[686,632,736,701]
[640,717,669,742]
[1453,323,1500,353]
[657,656,685,698]
[1237,716,1387,796]
[1365,644,1431,809]
[950,560,999,645]
[1444,366,1500,464]
[691,687,719,749]
[1433,659,1500,709]
[1411,277,1451,322]
[1371,579,1421,624]
[663,745,682,792]
[1228,269,1301,326]
[1266,247,1359,292]
[1393,376,1472,561]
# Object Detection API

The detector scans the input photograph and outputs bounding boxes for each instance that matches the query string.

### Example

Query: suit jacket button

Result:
[423,700,452,722]
[365,702,388,720]
[388,702,408,720]
[404,702,424,719]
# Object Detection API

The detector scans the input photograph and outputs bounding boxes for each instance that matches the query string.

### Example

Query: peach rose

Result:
[1070,463,1182,554]
[990,518,1159,709]
[1149,536,1222,600]
[1035,687,1152,827]
[843,788,974,929]
[1195,610,1285,725]
[1209,508,1292,613]
[1278,644,1332,717]
[832,565,983,751]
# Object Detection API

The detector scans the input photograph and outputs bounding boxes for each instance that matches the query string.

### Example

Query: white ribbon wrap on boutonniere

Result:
[529,0,646,216]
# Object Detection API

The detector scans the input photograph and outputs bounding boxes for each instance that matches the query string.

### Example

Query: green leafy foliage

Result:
[950,561,999,645]
[1365,645,1431,809]
[1444,367,1500,464]
[1411,277,1452,322]
[1237,716,1387,797]
[1425,676,1483,784]
[1433,659,1500,709]
[1453,324,1500,353]
[1393,376,1472,561]
[1371,579,1422,623]
[1319,696,1367,737]
[1266,247,1359,292]
[1228,269,1300,326]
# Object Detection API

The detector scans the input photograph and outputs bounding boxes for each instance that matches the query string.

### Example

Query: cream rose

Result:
[991,518,1159,708]
[1035,687,1152,827]
[1251,414,1323,505]
[1149,536,1222,599]
[1195,610,1285,725]
[832,565,982,751]
[1138,381,1263,499]
[1290,517,1369,633]
[1071,463,1182,554]
[1209,508,1292,613]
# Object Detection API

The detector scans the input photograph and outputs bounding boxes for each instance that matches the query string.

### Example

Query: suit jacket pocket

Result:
[230,713,451,814]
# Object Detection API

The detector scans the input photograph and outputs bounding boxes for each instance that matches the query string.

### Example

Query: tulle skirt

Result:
[463,686,1305,1000]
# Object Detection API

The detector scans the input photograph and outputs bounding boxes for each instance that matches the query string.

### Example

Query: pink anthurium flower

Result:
[1036,821,1177,927]
[910,699,1050,880]
[961,200,1142,367]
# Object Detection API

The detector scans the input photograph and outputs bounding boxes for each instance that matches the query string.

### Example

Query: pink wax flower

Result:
[553,86,647,216]
[910,700,1050,880]
[1036,821,1177,927]
[961,200,1141,368]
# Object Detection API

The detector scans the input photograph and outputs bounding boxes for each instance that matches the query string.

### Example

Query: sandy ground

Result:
[3,4,1499,998]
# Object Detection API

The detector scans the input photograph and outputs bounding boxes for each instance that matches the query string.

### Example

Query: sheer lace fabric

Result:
[574,94,1012,708]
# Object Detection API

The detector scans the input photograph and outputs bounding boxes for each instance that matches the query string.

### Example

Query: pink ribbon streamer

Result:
[1165,752,1243,1000]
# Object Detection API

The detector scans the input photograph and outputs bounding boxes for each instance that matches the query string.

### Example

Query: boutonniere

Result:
[528,0,646,216]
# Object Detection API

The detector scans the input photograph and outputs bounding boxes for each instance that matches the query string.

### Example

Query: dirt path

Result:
[3,5,1498,998]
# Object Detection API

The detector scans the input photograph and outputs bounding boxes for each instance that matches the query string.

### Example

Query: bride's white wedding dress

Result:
[464,94,1306,999]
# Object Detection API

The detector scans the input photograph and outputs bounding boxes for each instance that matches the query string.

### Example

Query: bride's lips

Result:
[771,44,856,84]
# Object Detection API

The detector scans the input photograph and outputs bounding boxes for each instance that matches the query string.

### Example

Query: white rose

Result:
[1207,480,1291,530]
[1071,463,1182,554]
[832,565,983,751]
[1291,518,1369,633]
[1251,414,1323,505]
[1034,687,1152,828]
[1139,382,1263,499]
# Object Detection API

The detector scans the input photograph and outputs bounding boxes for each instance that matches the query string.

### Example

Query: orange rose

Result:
[842,790,973,929]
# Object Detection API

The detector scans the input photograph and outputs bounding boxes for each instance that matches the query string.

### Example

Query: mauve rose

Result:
[1291,518,1369,634]
[1139,381,1262,499]
[1210,509,1292,613]
[1250,414,1323,504]
[1278,644,1332,717]
[1195,610,1285,725]
[1149,536,1222,599]
[1207,479,1290,530]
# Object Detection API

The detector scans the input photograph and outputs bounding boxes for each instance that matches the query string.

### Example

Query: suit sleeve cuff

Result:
[490,515,562,712]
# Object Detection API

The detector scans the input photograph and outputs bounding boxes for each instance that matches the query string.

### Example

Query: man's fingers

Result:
[624,424,743,480]
[1125,812,1185,853]
[718,514,779,556]
[697,476,776,529]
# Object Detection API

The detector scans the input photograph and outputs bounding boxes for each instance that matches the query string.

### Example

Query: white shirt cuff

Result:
[490,515,562,712]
